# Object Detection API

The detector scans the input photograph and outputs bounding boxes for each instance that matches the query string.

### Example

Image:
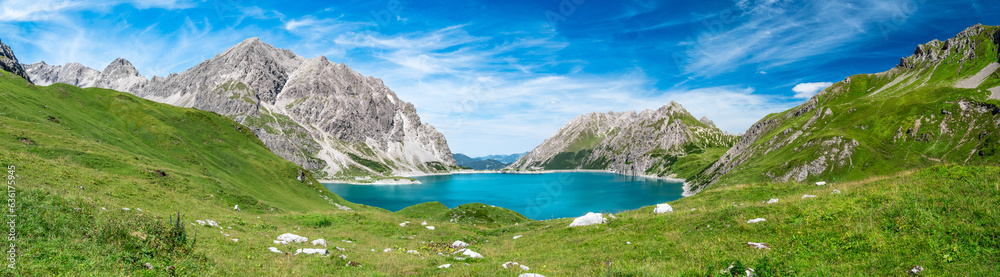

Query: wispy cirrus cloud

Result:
[0,0,194,21]
[679,0,919,77]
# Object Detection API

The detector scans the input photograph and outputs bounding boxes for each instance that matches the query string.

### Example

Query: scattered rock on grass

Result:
[451,240,469,248]
[815,181,827,186]
[832,189,842,194]
[908,265,924,275]
[502,261,530,270]
[383,248,392,252]
[268,247,282,254]
[295,248,329,255]
[421,221,428,226]
[426,226,435,230]
[311,239,327,247]
[747,218,766,224]
[568,212,606,227]
[438,264,452,269]
[802,195,817,199]
[654,203,674,214]
[461,249,483,258]
[519,274,546,277]
[746,242,771,249]
[276,233,308,243]
[512,235,522,240]
[766,199,779,204]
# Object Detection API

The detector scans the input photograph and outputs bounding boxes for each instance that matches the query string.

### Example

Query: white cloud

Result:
[680,0,915,76]
[791,82,833,99]
[0,0,193,22]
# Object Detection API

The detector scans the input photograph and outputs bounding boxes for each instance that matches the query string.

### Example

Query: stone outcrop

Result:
[0,37,31,83]
[24,37,456,178]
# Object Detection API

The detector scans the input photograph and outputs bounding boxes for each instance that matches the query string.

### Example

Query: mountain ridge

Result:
[24,37,457,179]
[509,101,738,180]
[688,23,1000,193]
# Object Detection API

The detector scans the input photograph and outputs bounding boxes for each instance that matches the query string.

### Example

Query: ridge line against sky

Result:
[1,0,997,156]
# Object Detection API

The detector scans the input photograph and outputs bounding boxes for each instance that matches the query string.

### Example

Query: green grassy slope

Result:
[691,24,1000,191]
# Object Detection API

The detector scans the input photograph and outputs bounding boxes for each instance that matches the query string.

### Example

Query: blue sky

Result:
[1,0,998,156]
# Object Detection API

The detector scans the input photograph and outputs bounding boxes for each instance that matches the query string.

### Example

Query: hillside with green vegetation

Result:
[690,24,1000,193]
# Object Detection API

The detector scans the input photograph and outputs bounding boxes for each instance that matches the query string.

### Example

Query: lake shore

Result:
[322,169,693,195]
[318,177,422,185]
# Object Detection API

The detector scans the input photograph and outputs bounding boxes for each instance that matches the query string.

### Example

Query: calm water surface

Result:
[323,172,684,220]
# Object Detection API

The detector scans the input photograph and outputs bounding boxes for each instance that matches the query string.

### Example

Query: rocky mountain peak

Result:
[24,37,457,178]
[510,101,738,177]
[102,58,141,77]
[658,101,690,116]
[899,23,997,68]
[0,37,32,83]
[699,116,717,128]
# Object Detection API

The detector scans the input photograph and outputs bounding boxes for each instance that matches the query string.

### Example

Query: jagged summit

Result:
[102,58,141,76]
[0,37,31,83]
[24,37,457,178]
[510,102,738,178]
[898,23,998,68]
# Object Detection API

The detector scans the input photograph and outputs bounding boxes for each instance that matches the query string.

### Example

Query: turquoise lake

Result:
[323,172,685,220]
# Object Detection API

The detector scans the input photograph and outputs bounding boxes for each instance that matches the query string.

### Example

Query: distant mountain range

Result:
[24,38,457,180]
[452,152,527,170]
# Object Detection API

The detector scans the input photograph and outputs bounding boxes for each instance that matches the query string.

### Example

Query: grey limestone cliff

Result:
[25,37,456,179]
[0,37,31,83]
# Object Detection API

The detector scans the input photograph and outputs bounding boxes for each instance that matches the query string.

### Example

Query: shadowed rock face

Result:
[509,101,737,177]
[0,37,31,83]
[25,37,456,177]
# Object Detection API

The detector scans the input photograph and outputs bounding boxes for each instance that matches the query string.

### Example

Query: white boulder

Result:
[519,274,546,277]
[196,220,206,226]
[451,240,469,248]
[832,189,842,194]
[512,235,522,240]
[421,221,428,226]
[276,233,308,243]
[206,219,219,228]
[268,247,282,253]
[295,248,329,255]
[426,226,435,230]
[461,249,483,258]
[568,212,606,227]
[747,218,766,224]
[311,239,327,247]
[815,181,827,186]
[653,203,674,214]
[438,264,452,269]
[802,195,817,199]
[766,199,779,204]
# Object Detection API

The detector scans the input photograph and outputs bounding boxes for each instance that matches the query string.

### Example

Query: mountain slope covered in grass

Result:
[690,24,1000,193]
